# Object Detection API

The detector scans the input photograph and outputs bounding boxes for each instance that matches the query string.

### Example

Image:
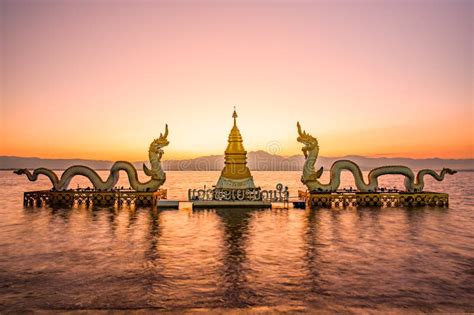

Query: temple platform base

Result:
[299,191,449,209]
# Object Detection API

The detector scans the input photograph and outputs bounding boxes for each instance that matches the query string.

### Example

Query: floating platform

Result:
[21,190,284,209]
[22,189,448,209]
[299,191,449,208]
[22,189,167,207]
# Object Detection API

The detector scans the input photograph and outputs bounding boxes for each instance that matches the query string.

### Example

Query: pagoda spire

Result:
[233,107,237,126]
[215,109,256,189]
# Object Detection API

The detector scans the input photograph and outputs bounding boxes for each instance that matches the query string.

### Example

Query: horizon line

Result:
[2,152,473,162]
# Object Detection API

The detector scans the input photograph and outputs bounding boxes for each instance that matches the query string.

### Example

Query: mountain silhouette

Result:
[1,151,472,171]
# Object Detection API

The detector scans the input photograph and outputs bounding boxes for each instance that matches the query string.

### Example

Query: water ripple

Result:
[0,171,473,312]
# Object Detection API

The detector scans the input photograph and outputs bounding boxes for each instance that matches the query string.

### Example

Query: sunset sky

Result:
[1,0,472,161]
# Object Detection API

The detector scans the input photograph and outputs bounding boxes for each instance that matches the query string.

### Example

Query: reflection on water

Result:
[0,171,473,312]
[303,209,326,298]
[215,208,259,307]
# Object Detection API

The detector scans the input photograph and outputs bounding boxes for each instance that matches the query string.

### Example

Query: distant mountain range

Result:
[1,151,473,171]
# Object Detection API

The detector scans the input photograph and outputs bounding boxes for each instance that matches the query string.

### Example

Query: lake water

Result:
[0,170,473,312]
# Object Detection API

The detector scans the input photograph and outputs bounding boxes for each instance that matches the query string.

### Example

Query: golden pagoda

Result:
[215,109,256,189]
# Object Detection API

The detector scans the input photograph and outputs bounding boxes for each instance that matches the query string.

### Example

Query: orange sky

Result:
[1,0,473,161]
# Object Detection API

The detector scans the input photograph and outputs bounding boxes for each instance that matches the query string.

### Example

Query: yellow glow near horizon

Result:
[1,1,473,161]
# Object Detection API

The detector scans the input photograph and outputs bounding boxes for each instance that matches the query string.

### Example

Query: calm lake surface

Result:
[0,170,473,312]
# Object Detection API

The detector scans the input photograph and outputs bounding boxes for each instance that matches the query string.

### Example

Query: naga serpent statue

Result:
[14,125,169,192]
[296,122,456,193]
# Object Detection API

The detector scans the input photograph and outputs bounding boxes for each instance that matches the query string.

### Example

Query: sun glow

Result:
[1,1,472,160]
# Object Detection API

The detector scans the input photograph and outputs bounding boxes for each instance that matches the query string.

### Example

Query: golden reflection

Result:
[328,210,342,243]
[303,209,326,296]
[213,208,261,307]
[126,207,138,230]
[48,206,73,223]
[403,208,428,240]
[145,209,162,261]
[141,208,167,300]
[106,207,119,238]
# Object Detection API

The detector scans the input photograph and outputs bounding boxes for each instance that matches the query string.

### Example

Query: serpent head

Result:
[149,124,170,157]
[297,122,319,158]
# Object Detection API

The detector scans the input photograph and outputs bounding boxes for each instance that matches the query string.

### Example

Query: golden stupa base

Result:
[215,176,256,189]
[299,191,449,208]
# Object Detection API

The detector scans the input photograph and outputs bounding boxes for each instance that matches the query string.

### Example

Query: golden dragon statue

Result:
[14,125,169,192]
[296,122,456,193]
